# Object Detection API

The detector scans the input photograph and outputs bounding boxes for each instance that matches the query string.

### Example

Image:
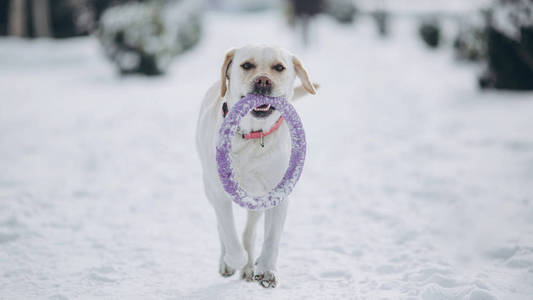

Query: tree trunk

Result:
[32,0,52,37]
[8,0,27,37]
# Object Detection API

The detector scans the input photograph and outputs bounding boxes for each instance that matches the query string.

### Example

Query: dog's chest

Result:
[230,131,290,197]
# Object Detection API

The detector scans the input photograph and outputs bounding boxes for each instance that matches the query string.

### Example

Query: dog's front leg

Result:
[254,198,288,288]
[218,232,238,277]
[213,199,248,274]
[241,210,262,281]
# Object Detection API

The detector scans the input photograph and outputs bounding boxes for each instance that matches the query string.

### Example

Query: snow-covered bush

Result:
[418,19,441,48]
[325,0,358,24]
[98,0,203,76]
[490,0,533,41]
[453,15,487,62]
[214,0,280,12]
[479,0,533,90]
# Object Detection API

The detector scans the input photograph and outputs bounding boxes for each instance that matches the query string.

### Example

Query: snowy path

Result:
[1,12,533,300]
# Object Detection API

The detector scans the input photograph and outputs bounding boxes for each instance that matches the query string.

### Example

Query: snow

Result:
[1,11,533,300]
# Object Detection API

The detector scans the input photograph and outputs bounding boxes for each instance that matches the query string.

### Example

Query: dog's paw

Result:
[224,248,248,270]
[219,262,235,277]
[254,270,279,288]
[240,265,255,282]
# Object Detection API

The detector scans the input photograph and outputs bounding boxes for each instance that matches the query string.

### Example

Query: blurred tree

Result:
[371,0,389,37]
[32,0,52,37]
[8,0,27,37]
[1,0,136,38]
[288,0,324,46]
[50,0,92,38]
[0,1,7,35]
[373,9,389,37]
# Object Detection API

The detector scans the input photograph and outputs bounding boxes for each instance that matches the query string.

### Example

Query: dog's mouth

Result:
[251,104,275,118]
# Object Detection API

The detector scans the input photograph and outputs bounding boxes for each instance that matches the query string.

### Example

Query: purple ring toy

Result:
[216,94,306,210]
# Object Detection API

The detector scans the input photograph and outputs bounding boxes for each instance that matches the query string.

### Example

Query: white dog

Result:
[195,45,316,288]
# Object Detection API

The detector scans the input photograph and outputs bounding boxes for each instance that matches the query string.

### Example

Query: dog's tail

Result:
[292,82,320,101]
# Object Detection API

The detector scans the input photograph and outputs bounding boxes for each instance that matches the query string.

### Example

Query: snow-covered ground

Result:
[1,11,533,300]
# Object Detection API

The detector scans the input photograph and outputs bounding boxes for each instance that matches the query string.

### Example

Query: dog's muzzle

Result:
[253,76,272,96]
[251,76,275,118]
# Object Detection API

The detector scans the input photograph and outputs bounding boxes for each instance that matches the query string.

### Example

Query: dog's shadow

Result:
[180,278,280,299]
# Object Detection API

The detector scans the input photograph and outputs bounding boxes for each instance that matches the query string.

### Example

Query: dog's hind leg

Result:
[241,210,262,281]
[213,200,248,271]
[254,198,289,288]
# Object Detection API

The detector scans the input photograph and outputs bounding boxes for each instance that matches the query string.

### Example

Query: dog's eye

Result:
[272,64,285,72]
[241,62,255,70]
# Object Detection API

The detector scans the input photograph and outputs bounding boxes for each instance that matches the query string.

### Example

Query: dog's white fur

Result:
[195,45,316,288]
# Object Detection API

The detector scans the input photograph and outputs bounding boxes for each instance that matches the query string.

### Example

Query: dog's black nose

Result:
[253,76,272,95]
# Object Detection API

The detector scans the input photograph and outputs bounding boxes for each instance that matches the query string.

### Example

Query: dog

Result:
[195,45,317,288]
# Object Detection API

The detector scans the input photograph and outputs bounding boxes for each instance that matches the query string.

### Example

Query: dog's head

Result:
[219,45,316,133]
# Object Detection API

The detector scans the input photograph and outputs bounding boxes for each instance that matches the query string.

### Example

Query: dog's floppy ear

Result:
[220,48,236,98]
[293,56,316,95]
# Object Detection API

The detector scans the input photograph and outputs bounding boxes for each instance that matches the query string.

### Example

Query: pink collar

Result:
[242,116,284,140]
[222,102,284,142]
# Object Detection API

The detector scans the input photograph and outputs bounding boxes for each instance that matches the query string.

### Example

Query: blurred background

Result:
[1,0,532,86]
[1,0,532,299]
